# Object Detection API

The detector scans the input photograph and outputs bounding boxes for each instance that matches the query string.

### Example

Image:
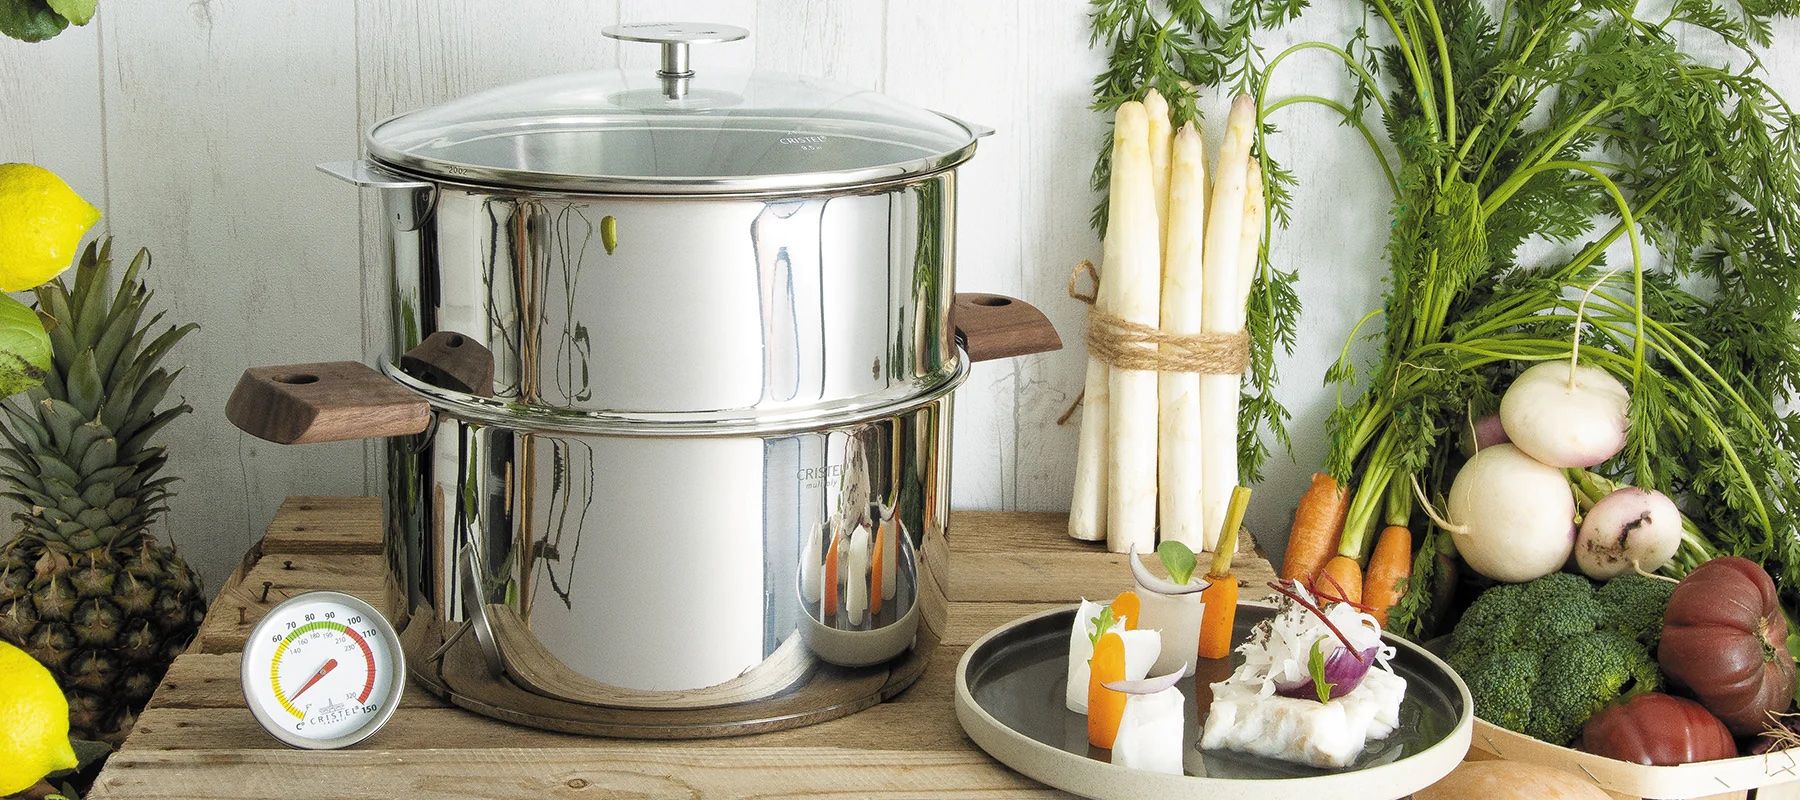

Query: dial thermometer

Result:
[241,591,405,749]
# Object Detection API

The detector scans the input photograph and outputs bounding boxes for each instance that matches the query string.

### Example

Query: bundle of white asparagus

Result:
[1070,91,1266,554]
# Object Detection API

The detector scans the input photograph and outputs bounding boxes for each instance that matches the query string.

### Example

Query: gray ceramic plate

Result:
[954,603,1473,800]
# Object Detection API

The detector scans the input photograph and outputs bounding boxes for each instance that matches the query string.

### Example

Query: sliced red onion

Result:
[1273,644,1379,701]
[1127,544,1208,595]
[1103,667,1189,695]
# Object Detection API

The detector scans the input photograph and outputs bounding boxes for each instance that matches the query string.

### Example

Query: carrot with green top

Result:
[1280,472,1349,583]
[1363,525,1413,626]
[1199,486,1252,659]
[1316,555,1364,605]
[1087,629,1128,748]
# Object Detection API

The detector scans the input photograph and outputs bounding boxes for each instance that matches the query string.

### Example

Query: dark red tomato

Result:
[1581,693,1736,765]
[1659,557,1796,735]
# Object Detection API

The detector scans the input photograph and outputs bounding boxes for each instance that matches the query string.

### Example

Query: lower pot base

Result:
[400,610,934,738]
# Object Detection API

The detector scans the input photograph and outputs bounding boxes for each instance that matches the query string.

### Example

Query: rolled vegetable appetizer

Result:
[1065,594,1160,714]
[1109,679,1187,774]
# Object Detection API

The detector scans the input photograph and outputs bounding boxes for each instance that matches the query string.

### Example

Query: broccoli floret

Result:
[1446,572,1663,746]
[1447,582,1527,669]
[1462,650,1540,733]
[1597,573,1676,647]
[1516,571,1604,648]
[1526,630,1661,745]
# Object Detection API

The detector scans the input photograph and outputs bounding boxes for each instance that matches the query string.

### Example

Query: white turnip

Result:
[1500,361,1629,468]
[1420,444,1577,583]
[1575,487,1682,579]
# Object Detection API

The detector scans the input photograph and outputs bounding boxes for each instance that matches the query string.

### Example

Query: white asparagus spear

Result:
[1106,102,1164,554]
[1157,123,1209,549]
[1070,102,1155,542]
[846,525,871,623]
[1143,89,1174,254]
[1198,95,1259,549]
[800,521,824,604]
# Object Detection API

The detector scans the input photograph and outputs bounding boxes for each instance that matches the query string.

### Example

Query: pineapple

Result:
[0,239,205,744]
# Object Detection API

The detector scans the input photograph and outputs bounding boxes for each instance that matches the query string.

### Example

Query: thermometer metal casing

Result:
[241,591,405,749]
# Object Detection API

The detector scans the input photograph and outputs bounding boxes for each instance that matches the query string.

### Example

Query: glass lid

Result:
[365,22,984,195]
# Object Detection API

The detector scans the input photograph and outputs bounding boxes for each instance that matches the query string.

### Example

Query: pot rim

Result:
[363,111,983,199]
[381,356,970,437]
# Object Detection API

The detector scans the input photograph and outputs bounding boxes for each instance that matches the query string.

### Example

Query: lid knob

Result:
[603,22,749,80]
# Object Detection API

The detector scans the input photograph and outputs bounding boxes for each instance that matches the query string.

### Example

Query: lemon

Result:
[0,163,101,292]
[0,640,78,795]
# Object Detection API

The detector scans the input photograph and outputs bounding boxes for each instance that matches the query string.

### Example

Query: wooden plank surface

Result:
[90,499,1269,800]
[93,749,1063,800]
[256,496,385,555]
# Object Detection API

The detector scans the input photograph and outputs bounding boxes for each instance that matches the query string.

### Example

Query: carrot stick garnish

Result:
[1110,589,1140,631]
[1199,576,1240,659]
[823,528,841,618]
[1199,486,1252,659]
[1087,631,1129,748]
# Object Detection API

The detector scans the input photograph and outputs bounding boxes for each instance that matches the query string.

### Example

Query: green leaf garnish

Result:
[1088,606,1117,646]
[1308,638,1335,704]
[1156,540,1198,586]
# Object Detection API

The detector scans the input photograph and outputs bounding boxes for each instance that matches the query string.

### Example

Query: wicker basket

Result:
[1471,719,1800,800]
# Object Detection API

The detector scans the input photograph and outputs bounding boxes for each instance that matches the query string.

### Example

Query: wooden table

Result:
[88,498,1276,799]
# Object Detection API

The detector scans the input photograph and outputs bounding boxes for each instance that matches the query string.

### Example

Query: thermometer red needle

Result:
[288,658,339,702]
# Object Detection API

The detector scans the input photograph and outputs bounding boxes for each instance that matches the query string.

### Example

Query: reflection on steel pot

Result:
[227,22,1061,738]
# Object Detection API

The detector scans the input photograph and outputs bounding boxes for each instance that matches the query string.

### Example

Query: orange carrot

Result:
[823,529,841,617]
[1087,631,1128,748]
[1199,485,1253,660]
[1199,576,1240,659]
[870,522,886,617]
[1316,555,1364,605]
[1110,590,1141,631]
[1363,525,1414,626]
[1280,472,1350,584]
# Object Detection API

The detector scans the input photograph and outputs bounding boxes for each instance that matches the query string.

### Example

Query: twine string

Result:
[1056,261,1250,425]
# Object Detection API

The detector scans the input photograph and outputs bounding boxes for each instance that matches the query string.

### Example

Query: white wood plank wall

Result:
[0,3,1794,589]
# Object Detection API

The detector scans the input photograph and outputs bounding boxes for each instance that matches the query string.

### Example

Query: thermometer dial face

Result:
[242,591,404,749]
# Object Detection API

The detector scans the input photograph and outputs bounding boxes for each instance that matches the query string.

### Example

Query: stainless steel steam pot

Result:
[227,22,1061,737]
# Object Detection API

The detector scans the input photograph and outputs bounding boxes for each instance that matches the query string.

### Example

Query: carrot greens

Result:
[1091,0,1800,639]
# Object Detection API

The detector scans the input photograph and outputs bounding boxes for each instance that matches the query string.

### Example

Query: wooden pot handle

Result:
[951,293,1062,362]
[399,331,496,397]
[226,362,431,444]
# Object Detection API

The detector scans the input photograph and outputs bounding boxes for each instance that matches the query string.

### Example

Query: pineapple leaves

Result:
[0,239,194,548]
[66,349,104,418]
